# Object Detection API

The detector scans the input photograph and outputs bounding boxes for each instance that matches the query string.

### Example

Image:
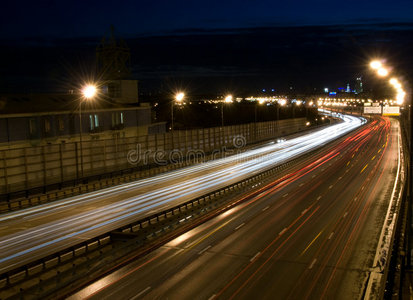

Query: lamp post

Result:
[370,59,410,267]
[221,95,233,127]
[172,92,184,132]
[80,84,97,178]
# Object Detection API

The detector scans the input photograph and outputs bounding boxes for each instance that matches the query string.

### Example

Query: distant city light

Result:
[324,88,329,93]
[82,84,97,99]
[279,99,287,106]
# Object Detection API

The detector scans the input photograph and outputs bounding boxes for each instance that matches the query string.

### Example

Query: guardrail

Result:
[363,120,406,299]
[0,142,320,300]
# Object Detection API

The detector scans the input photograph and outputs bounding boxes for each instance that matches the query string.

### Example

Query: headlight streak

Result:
[0,110,364,271]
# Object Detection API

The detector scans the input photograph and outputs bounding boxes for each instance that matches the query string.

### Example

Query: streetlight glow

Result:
[175,92,185,102]
[389,78,398,85]
[82,84,97,99]
[225,95,233,103]
[279,99,287,106]
[377,67,389,77]
[370,60,382,70]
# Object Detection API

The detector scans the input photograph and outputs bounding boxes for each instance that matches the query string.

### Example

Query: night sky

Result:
[2,0,413,38]
[1,0,413,95]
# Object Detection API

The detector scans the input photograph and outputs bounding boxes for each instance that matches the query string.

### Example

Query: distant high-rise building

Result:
[346,83,351,93]
[355,77,363,94]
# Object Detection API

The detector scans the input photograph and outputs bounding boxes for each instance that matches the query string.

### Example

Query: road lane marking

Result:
[328,232,334,240]
[338,176,342,180]
[250,252,261,262]
[360,164,368,174]
[371,155,376,161]
[317,196,322,200]
[131,287,151,300]
[299,183,304,187]
[300,230,323,256]
[329,185,333,189]
[235,223,245,230]
[378,149,382,153]
[208,295,216,300]
[312,175,316,178]
[279,228,287,236]
[187,219,233,250]
[283,193,288,198]
[309,259,317,269]
[301,209,308,215]
[343,212,348,218]
[262,206,270,211]
[346,161,350,166]
[198,245,212,255]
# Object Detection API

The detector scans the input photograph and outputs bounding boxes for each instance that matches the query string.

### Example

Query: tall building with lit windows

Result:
[355,77,363,94]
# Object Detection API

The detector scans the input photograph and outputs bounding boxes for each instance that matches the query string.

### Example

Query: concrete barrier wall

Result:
[0,118,306,195]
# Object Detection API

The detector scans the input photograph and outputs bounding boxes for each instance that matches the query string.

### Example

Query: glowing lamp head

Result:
[370,60,382,70]
[225,95,233,103]
[377,68,389,77]
[82,85,97,99]
[175,92,185,102]
[389,78,398,85]
[396,91,406,105]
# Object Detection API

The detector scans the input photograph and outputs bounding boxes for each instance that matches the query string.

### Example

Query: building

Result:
[355,77,363,94]
[0,93,165,147]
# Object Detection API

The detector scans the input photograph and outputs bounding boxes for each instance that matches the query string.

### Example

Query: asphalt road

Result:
[70,116,400,300]
[0,113,364,274]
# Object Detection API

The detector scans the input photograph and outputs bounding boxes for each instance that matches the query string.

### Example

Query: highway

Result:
[69,116,400,300]
[0,113,365,274]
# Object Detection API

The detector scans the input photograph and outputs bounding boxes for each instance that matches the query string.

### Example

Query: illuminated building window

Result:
[90,114,99,131]
[89,115,94,130]
[94,114,99,127]
[111,112,124,128]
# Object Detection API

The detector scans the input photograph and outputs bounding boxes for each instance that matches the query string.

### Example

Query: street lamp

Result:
[171,92,184,131]
[79,84,97,177]
[221,95,233,127]
[370,60,382,70]
[377,67,389,77]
